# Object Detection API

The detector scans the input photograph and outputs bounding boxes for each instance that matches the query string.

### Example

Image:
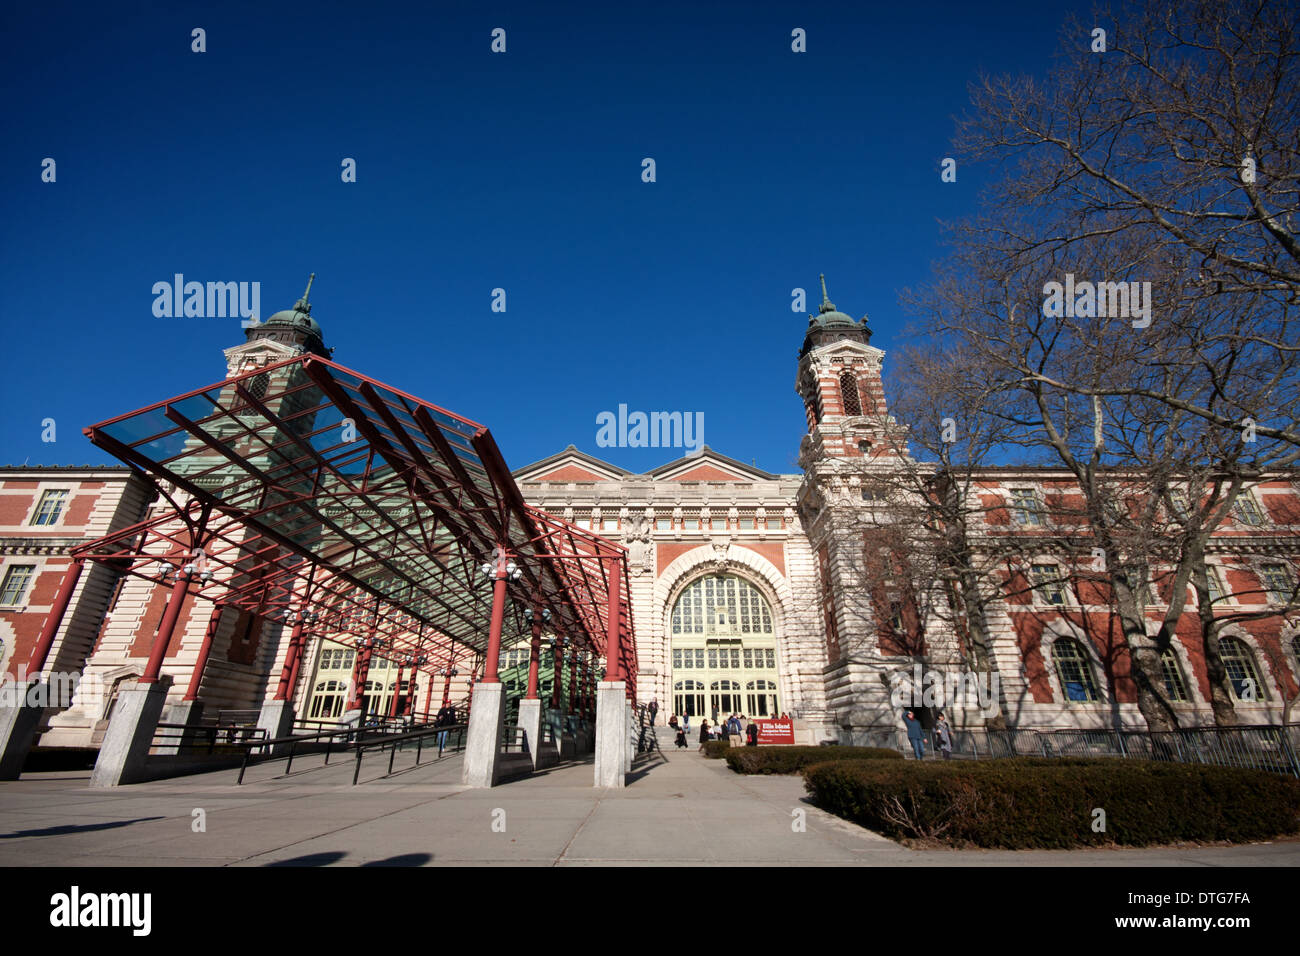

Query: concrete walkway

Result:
[0,728,1296,866]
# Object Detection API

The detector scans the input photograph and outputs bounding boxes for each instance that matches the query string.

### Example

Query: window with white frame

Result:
[0,565,35,606]
[1233,493,1266,526]
[1205,565,1228,605]
[1259,564,1293,604]
[1031,564,1067,605]
[1160,647,1189,702]
[30,489,69,526]
[1052,638,1099,702]
[1010,488,1043,526]
[1220,637,1268,701]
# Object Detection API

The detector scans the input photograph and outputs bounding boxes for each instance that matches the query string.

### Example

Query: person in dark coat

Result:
[698,719,711,752]
[674,726,688,749]
[902,710,926,760]
[648,698,659,725]
[934,712,953,759]
[745,718,759,746]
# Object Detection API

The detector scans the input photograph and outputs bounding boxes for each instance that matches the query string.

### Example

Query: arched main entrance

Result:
[669,573,780,720]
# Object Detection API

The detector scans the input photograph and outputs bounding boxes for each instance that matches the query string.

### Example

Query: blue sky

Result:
[1,0,1099,475]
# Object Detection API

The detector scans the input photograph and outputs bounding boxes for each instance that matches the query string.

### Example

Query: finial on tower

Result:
[294,273,316,313]
[819,273,836,313]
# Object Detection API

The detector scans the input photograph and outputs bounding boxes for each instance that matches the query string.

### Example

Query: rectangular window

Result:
[0,565,35,605]
[707,649,718,668]
[602,519,618,532]
[764,649,775,668]
[673,649,682,669]
[711,518,727,531]
[1010,489,1042,526]
[656,518,671,531]
[1234,494,1265,526]
[694,649,705,668]
[576,519,591,529]
[1168,491,1191,520]
[684,518,700,530]
[743,649,753,668]
[1031,565,1066,605]
[730,649,741,668]
[1205,566,1227,605]
[1260,564,1293,603]
[30,489,69,526]
[739,518,754,530]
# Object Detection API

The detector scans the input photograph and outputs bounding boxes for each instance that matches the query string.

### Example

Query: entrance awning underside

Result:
[73,355,635,692]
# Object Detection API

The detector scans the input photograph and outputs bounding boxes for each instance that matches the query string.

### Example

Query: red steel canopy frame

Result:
[51,354,635,703]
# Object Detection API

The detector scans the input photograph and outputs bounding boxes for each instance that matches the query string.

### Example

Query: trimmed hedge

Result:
[724,745,902,774]
[802,758,1300,848]
[701,740,731,758]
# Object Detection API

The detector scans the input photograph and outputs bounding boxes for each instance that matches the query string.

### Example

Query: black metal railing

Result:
[912,723,1299,777]
[152,722,268,754]
[350,723,468,785]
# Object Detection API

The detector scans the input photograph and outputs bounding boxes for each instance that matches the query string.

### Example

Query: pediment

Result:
[650,447,778,482]
[514,445,630,483]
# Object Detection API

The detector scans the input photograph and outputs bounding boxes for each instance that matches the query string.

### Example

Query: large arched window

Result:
[671,575,773,636]
[840,371,862,417]
[1220,636,1268,701]
[670,574,779,719]
[1052,638,1099,702]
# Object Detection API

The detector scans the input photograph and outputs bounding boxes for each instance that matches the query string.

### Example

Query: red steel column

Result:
[481,551,510,683]
[389,666,404,717]
[567,654,577,714]
[551,640,564,708]
[140,569,192,684]
[27,560,84,678]
[347,644,372,711]
[605,558,623,682]
[285,626,310,705]
[274,616,307,701]
[525,607,543,699]
[441,668,455,707]
[183,604,224,701]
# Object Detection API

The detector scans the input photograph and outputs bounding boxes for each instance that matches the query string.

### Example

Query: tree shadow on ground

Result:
[0,816,165,839]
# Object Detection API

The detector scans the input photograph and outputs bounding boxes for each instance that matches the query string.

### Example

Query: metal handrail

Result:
[351,723,468,785]
[153,722,268,754]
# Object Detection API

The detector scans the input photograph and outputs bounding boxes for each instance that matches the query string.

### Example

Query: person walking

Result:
[698,719,711,752]
[934,712,953,760]
[648,698,659,726]
[435,702,457,751]
[727,714,743,748]
[902,709,926,760]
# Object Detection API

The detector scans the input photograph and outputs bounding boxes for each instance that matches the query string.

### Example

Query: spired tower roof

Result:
[254,273,329,356]
[800,274,871,356]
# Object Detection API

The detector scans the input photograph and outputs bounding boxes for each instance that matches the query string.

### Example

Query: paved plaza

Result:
[1,731,1297,867]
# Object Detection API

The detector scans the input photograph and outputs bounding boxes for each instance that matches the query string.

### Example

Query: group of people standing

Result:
[662,712,759,750]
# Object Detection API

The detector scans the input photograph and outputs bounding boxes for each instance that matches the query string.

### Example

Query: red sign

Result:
[755,718,795,745]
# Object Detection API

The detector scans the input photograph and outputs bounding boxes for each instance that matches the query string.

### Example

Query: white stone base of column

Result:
[154,699,205,756]
[90,678,173,788]
[517,698,543,769]
[461,682,506,787]
[257,699,297,755]
[594,681,627,789]
[0,683,47,780]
